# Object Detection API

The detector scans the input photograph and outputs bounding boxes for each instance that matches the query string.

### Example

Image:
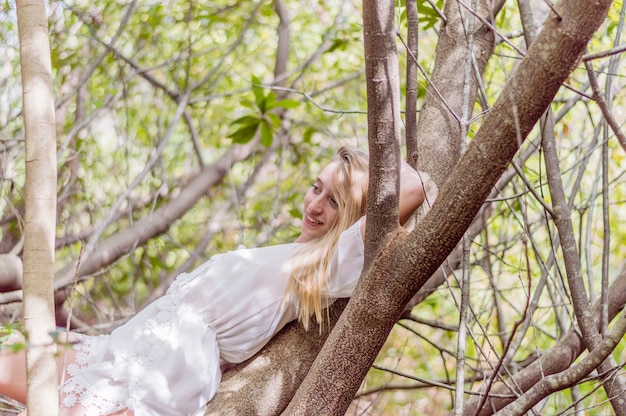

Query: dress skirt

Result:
[60,294,222,416]
[57,217,365,415]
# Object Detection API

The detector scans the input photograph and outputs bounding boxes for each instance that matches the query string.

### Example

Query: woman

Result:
[0,147,426,416]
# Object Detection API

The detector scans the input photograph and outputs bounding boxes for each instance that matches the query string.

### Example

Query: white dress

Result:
[59,218,365,416]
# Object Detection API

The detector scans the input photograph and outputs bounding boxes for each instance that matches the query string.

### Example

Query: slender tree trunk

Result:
[283,0,403,412]
[17,0,59,414]
[415,0,495,188]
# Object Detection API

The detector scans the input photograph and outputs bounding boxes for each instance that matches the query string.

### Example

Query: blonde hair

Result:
[285,147,369,330]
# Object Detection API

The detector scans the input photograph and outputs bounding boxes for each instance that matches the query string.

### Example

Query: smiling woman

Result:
[289,147,370,330]
[298,170,342,242]
[296,148,368,243]
[0,147,425,416]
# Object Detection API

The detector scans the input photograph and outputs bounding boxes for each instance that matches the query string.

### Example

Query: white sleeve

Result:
[326,216,365,298]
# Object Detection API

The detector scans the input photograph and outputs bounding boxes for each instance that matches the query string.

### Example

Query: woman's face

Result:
[296,161,341,243]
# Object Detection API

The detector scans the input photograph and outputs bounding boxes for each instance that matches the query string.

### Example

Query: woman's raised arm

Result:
[358,161,428,238]
[399,161,426,226]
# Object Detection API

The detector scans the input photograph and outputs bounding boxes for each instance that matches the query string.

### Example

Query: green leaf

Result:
[289,207,302,219]
[303,127,316,144]
[269,99,301,110]
[231,115,260,125]
[251,75,266,112]
[228,122,260,143]
[262,91,277,113]
[240,99,256,110]
[327,38,348,53]
[9,342,26,353]
[260,120,273,147]
[267,113,281,128]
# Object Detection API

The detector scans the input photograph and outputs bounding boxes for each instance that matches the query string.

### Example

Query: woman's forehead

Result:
[317,160,341,185]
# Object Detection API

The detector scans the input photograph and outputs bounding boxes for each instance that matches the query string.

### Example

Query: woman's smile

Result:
[296,160,341,242]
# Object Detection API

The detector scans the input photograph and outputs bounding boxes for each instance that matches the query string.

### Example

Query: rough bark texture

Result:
[281,0,614,414]
[406,0,496,308]
[360,0,403,258]
[415,0,495,188]
[282,1,403,413]
[204,300,347,415]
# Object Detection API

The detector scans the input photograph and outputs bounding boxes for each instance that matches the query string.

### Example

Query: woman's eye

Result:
[330,197,338,209]
[312,183,320,193]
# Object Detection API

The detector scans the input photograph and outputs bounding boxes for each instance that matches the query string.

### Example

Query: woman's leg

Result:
[0,331,28,403]
[0,331,78,404]
[3,332,134,416]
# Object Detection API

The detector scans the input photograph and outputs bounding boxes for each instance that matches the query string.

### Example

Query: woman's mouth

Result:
[305,214,323,226]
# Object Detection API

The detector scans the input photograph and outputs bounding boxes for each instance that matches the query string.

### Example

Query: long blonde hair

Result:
[285,147,369,330]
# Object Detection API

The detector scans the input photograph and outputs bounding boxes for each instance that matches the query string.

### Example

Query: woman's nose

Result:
[308,195,324,213]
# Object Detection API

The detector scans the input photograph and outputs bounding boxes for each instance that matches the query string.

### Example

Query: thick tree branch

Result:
[282,0,614,414]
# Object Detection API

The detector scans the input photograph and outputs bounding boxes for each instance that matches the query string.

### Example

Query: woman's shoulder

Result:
[229,242,299,263]
[343,216,366,244]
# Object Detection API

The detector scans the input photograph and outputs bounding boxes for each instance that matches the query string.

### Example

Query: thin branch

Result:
[493,307,626,416]
[397,32,461,123]
[456,0,478,410]
[424,0,446,22]
[543,108,626,415]
[583,43,626,61]
[57,0,138,109]
[404,0,419,168]
[584,61,626,154]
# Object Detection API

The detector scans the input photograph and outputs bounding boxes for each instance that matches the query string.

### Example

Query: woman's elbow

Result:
[400,169,437,224]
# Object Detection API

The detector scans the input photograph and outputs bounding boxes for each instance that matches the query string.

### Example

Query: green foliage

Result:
[0,323,25,353]
[396,0,444,30]
[228,76,300,146]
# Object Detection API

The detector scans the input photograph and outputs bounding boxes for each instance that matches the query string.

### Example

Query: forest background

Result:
[1,0,626,415]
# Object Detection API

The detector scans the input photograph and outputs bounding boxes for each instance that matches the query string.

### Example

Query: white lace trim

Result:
[60,283,210,415]
[60,335,127,416]
[60,256,222,416]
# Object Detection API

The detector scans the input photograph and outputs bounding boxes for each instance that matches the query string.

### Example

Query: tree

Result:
[282,0,622,414]
[1,0,625,414]
[16,0,59,414]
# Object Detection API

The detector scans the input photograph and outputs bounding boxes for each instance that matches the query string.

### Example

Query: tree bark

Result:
[17,0,59,413]
[284,0,614,414]
[205,300,347,415]
[406,0,496,308]
[284,0,403,412]
[415,0,495,188]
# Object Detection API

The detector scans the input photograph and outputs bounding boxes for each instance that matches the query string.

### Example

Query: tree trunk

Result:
[204,300,347,415]
[408,0,496,308]
[283,0,405,413]
[284,0,614,414]
[415,0,496,188]
[16,0,59,414]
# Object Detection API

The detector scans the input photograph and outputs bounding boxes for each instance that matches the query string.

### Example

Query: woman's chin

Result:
[298,226,323,242]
